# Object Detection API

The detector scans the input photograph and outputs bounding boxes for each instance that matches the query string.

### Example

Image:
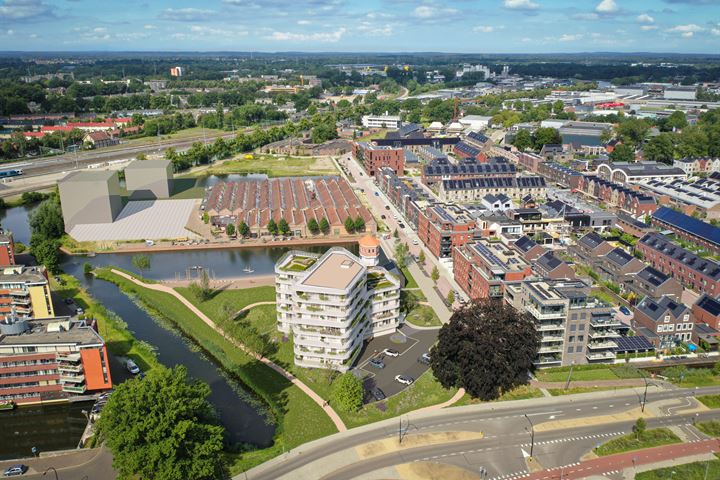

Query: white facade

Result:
[459,115,492,130]
[362,114,401,129]
[275,247,402,371]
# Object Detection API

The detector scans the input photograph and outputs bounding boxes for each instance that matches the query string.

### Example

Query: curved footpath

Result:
[109,269,349,432]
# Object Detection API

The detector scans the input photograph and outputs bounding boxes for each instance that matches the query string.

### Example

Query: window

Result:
[570,324,577,332]
[578,335,584,342]
[579,324,585,331]
[567,346,574,353]
[569,336,575,343]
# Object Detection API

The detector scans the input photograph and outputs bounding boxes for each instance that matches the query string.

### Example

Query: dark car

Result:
[368,358,385,369]
[3,465,27,477]
[380,215,386,220]
[385,205,391,210]
[418,352,431,365]
[371,388,386,401]
[619,306,631,315]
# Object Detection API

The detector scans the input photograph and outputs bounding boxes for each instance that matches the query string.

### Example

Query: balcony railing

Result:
[587,351,616,361]
[538,323,565,332]
[60,374,85,384]
[56,353,81,362]
[61,384,86,394]
[587,341,618,350]
[526,304,566,320]
[538,345,563,354]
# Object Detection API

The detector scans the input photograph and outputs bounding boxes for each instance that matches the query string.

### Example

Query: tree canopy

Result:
[97,366,225,480]
[331,372,364,412]
[430,299,540,400]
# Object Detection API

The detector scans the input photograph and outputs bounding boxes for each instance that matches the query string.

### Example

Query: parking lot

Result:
[352,324,439,403]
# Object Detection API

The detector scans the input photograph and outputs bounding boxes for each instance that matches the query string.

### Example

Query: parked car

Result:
[3,465,27,477]
[97,392,112,401]
[392,214,398,220]
[371,388,386,401]
[76,307,84,315]
[619,306,631,316]
[395,375,414,386]
[418,352,431,365]
[383,348,400,357]
[385,205,391,210]
[380,215,386,220]
[368,358,385,369]
[398,223,406,229]
[412,239,419,245]
[374,192,380,196]
[126,359,141,375]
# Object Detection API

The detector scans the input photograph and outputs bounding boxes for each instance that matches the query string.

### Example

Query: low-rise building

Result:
[595,247,645,285]
[633,295,693,349]
[692,294,720,331]
[637,232,720,295]
[505,279,622,367]
[673,157,720,176]
[0,316,112,404]
[651,207,720,255]
[0,230,15,266]
[615,213,654,238]
[516,152,544,173]
[511,235,547,262]
[537,162,583,189]
[439,176,546,203]
[361,114,401,129]
[639,178,720,220]
[417,204,477,259]
[578,176,658,218]
[275,240,401,371]
[625,265,683,301]
[422,158,516,186]
[597,161,687,185]
[453,239,533,300]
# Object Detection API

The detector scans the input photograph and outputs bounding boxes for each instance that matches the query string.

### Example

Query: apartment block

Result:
[361,114,401,129]
[352,142,405,176]
[453,239,533,300]
[651,207,720,255]
[0,266,54,320]
[505,279,622,367]
[439,176,547,203]
[0,230,15,266]
[0,317,112,404]
[422,158,516,186]
[417,204,477,258]
[125,159,173,200]
[578,176,658,218]
[58,170,123,231]
[637,232,720,295]
[633,295,693,350]
[537,162,583,189]
[275,240,401,372]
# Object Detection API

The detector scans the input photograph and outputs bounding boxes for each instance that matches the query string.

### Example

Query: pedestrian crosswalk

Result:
[519,430,625,448]
[490,470,528,480]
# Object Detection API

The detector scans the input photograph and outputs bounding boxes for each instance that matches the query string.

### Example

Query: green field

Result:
[535,364,643,383]
[697,395,720,409]
[593,428,681,456]
[400,266,419,288]
[453,385,544,406]
[198,153,338,177]
[406,304,442,327]
[548,386,625,396]
[697,420,720,437]
[94,269,337,475]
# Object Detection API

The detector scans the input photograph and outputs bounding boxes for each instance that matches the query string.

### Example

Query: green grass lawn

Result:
[548,386,626,396]
[94,269,336,475]
[400,266,419,288]
[535,365,642,383]
[696,420,720,437]
[52,273,161,373]
[198,153,338,177]
[453,385,544,407]
[636,458,720,480]
[406,304,442,327]
[593,428,681,456]
[697,395,720,409]
[176,285,276,320]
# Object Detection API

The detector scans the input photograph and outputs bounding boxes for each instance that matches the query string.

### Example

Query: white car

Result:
[126,359,141,375]
[395,375,414,386]
[412,239,419,245]
[383,348,400,357]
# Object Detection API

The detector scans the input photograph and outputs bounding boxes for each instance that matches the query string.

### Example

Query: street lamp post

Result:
[42,467,59,480]
[524,414,535,458]
[565,361,575,391]
[640,369,649,413]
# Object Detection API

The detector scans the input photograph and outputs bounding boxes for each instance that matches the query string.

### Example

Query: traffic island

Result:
[355,431,484,460]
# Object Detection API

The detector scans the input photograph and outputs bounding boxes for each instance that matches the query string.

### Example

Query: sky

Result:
[0,0,719,53]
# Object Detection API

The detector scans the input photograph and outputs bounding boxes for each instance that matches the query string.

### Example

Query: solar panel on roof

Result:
[614,336,654,352]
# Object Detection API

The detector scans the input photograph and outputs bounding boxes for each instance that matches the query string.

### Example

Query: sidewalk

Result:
[110,269,347,432]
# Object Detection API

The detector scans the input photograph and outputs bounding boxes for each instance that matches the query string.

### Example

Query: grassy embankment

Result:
[195,153,338,178]
[93,268,337,474]
[535,364,643,383]
[593,428,681,456]
[636,457,720,480]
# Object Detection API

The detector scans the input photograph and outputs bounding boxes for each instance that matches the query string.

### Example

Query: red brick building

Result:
[352,142,405,176]
[0,230,15,266]
[453,240,533,300]
[578,176,658,218]
[417,204,476,258]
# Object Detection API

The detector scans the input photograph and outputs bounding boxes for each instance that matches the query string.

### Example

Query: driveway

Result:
[352,324,439,402]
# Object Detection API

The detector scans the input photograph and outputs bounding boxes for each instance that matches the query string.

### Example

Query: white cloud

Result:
[412,6,435,18]
[297,20,311,25]
[558,33,583,41]
[637,13,654,23]
[0,0,54,21]
[144,24,157,29]
[712,28,720,36]
[268,27,346,42]
[641,25,658,31]
[503,0,539,10]
[595,0,618,14]
[160,8,216,22]
[411,5,458,21]
[189,25,247,37]
[357,22,393,36]
[667,23,704,36]
[93,27,107,33]
[573,13,599,20]
[474,25,504,33]
[5,29,13,35]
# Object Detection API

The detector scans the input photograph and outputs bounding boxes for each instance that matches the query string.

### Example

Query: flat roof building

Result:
[125,159,173,200]
[0,265,54,320]
[58,170,123,232]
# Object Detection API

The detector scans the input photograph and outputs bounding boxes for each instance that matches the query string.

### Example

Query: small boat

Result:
[0,401,16,411]
[243,267,254,273]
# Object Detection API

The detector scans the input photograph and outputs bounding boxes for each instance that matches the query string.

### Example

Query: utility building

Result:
[58,170,123,232]
[125,159,173,200]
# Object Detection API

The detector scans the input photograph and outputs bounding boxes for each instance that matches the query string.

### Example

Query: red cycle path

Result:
[525,438,720,480]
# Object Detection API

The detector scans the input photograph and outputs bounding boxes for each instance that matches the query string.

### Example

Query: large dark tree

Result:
[97,366,225,480]
[431,300,540,401]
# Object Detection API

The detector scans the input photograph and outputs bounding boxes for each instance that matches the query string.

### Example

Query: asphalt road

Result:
[0,446,114,480]
[243,385,720,480]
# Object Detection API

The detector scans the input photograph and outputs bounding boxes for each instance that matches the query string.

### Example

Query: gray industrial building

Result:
[58,170,123,232]
[125,159,173,200]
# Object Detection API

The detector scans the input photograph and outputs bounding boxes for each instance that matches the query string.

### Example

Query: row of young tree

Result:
[226,216,366,238]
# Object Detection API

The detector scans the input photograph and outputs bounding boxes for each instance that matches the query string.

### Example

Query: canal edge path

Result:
[109,269,348,432]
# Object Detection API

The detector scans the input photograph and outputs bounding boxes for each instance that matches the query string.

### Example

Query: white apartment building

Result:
[361,114,402,129]
[275,238,402,371]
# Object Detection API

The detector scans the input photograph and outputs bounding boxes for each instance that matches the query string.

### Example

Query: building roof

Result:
[652,206,720,248]
[639,232,720,281]
[0,318,104,348]
[126,159,172,170]
[695,294,720,317]
[424,161,516,177]
[300,251,364,291]
[578,231,606,250]
[600,161,687,178]
[60,169,116,183]
[635,265,671,287]
[513,235,538,253]
[358,235,380,248]
[636,295,687,322]
[536,251,564,272]
[604,247,636,267]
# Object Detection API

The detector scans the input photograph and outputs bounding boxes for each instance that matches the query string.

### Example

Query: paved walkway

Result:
[235,301,276,317]
[412,388,466,414]
[531,379,649,389]
[110,269,348,432]
[525,438,720,480]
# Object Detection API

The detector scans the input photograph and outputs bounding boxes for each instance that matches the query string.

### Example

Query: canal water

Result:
[0,203,360,459]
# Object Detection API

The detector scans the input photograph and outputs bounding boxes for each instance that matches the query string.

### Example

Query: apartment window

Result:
[567,346,574,354]
[569,336,575,342]
[570,324,577,332]
[570,313,577,320]
[579,324,585,331]
[578,335,584,342]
